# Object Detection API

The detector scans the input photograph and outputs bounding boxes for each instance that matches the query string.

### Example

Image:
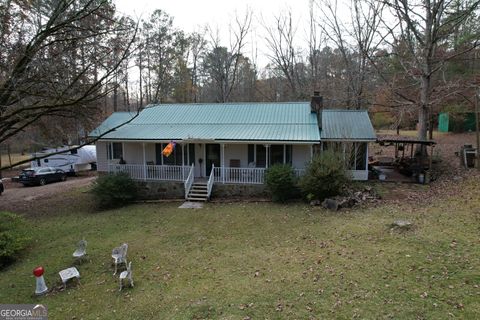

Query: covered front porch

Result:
[98,140,312,199]
[99,140,312,181]
[97,139,371,200]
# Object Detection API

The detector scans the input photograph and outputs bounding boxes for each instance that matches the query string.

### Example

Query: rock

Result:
[322,198,339,211]
[390,220,413,230]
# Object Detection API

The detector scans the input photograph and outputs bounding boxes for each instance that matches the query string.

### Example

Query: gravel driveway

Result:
[0,174,96,214]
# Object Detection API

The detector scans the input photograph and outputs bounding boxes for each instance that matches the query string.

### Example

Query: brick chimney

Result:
[310,91,323,129]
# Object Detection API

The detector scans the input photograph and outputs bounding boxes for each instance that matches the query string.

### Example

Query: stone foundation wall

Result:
[135,181,268,200]
[135,181,184,200]
[211,183,268,198]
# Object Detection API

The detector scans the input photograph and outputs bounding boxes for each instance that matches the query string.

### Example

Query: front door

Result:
[205,144,220,176]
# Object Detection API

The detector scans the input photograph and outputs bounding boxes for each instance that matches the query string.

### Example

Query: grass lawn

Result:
[1,180,479,319]
[0,153,30,168]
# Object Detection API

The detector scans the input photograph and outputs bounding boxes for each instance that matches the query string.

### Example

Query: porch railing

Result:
[207,164,215,199]
[213,167,266,184]
[293,168,305,177]
[108,164,190,181]
[109,164,308,185]
[184,164,195,199]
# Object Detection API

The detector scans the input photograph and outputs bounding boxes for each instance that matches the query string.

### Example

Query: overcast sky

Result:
[115,1,354,66]
[115,0,314,32]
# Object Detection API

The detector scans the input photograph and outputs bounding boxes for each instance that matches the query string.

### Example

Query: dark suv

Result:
[19,167,67,186]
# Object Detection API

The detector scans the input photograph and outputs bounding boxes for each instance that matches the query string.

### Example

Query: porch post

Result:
[142,143,146,181]
[310,144,314,160]
[182,143,185,181]
[109,142,114,171]
[365,142,369,172]
[265,144,270,168]
[221,143,225,184]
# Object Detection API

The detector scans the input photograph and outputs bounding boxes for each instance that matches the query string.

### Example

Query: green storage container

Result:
[438,112,476,132]
[438,112,449,132]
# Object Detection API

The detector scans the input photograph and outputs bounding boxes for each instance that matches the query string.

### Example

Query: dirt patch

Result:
[0,173,97,215]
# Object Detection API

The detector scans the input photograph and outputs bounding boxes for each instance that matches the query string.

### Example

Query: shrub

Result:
[0,212,31,268]
[92,172,138,209]
[265,164,297,202]
[299,150,350,201]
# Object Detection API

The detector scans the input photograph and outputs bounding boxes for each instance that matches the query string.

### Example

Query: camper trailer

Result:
[32,145,96,174]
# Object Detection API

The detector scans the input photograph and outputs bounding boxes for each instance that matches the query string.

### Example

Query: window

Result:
[324,142,367,170]
[248,145,254,164]
[355,143,367,170]
[270,145,284,165]
[256,145,266,167]
[155,143,183,166]
[70,149,78,155]
[107,142,123,160]
[248,144,293,167]
[285,145,292,164]
[188,144,195,166]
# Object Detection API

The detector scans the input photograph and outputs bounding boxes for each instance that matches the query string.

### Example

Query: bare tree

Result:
[375,0,480,142]
[203,11,252,102]
[0,0,137,146]
[189,29,208,103]
[263,10,302,99]
[315,0,384,109]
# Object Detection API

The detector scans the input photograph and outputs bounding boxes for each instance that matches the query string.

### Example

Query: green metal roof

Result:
[89,112,137,137]
[90,104,376,142]
[91,102,320,142]
[320,109,376,140]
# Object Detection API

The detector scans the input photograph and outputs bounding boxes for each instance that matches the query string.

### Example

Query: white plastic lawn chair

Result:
[72,239,87,261]
[119,261,134,291]
[112,243,128,275]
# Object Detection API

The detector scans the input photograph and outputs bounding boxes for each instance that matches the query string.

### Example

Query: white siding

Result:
[224,144,248,167]
[123,142,144,164]
[145,143,156,163]
[96,141,108,172]
[292,145,311,168]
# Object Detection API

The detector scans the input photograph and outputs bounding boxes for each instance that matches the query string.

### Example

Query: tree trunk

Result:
[418,75,430,141]
[0,144,3,179]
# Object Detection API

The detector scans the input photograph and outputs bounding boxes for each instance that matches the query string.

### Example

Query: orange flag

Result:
[162,141,176,157]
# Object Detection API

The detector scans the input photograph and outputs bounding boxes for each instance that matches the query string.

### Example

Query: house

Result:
[89,95,376,200]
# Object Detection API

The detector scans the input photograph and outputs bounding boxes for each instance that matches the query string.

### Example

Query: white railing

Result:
[108,164,190,181]
[184,164,195,199]
[294,168,305,178]
[108,164,308,185]
[207,164,215,199]
[213,167,267,184]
